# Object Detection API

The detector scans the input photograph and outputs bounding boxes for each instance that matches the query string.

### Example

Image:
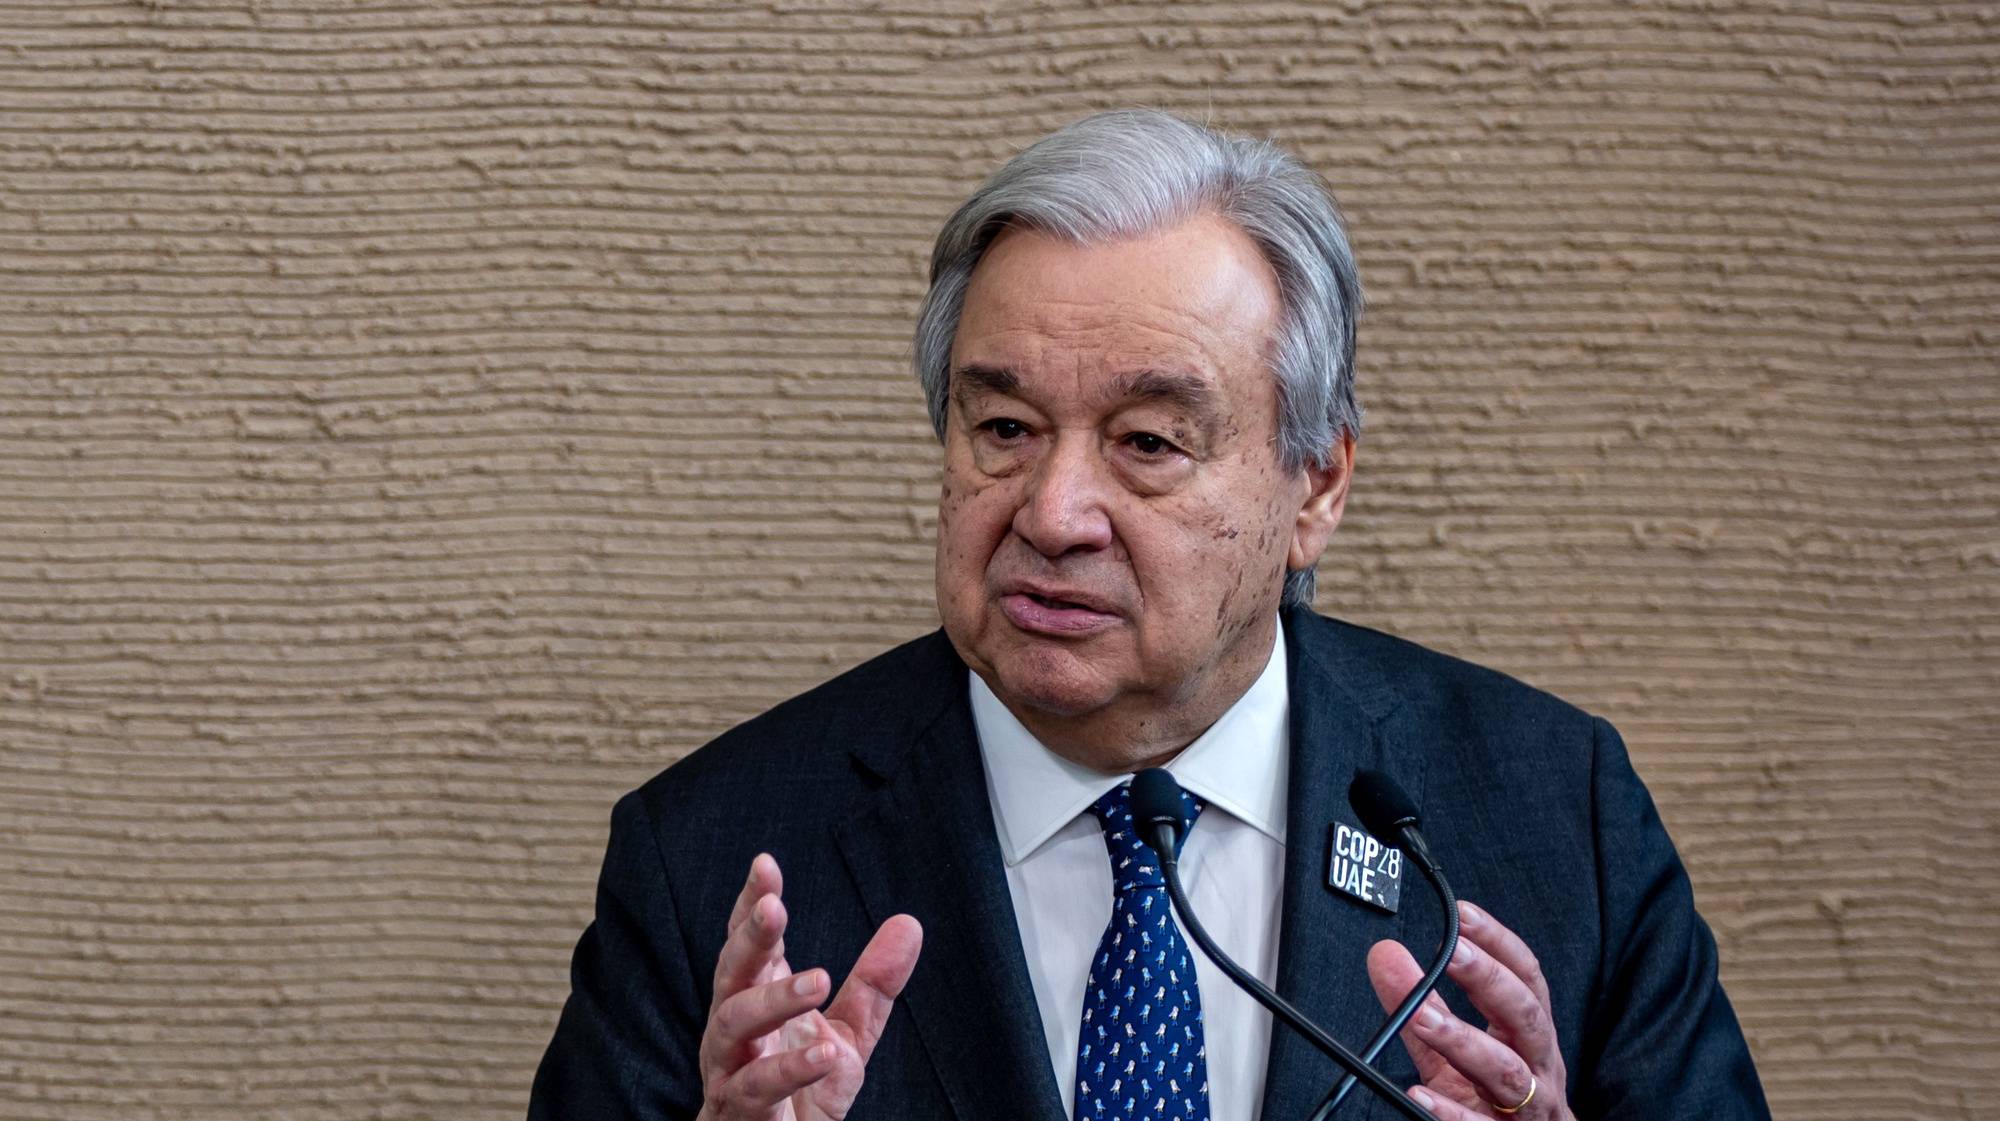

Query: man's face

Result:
[935,214,1350,762]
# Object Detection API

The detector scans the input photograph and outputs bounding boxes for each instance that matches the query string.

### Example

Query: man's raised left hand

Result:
[1366,900,1575,1121]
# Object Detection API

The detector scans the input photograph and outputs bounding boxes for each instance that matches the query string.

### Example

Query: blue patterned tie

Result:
[1072,780,1209,1121]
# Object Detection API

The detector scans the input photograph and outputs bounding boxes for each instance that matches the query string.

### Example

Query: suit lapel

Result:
[1259,608,1433,1121]
[832,639,1066,1121]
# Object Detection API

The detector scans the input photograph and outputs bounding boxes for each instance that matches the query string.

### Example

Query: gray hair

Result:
[912,109,1363,608]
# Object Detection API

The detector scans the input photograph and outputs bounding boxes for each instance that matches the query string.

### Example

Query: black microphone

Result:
[1129,769,1439,1121]
[1307,770,1461,1121]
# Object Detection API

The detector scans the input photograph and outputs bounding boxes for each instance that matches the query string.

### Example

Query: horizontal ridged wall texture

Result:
[0,2,1994,1117]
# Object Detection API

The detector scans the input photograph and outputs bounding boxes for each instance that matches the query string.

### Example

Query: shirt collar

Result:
[972,619,1290,866]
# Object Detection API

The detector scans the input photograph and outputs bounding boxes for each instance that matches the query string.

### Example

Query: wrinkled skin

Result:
[934,214,1353,771]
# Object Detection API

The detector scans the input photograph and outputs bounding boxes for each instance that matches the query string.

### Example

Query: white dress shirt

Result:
[971,622,1289,1121]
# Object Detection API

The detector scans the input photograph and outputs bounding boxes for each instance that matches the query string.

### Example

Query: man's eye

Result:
[981,419,1028,441]
[1126,432,1177,457]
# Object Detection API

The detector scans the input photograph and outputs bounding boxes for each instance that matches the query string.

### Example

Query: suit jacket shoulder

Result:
[1291,608,1597,756]
[636,627,964,820]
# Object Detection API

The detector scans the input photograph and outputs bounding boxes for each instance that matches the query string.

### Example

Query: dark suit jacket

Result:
[528,606,1770,1120]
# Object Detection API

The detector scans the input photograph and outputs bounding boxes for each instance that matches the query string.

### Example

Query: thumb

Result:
[824,915,923,1063]
[1366,937,1426,1011]
[1366,938,1457,1086]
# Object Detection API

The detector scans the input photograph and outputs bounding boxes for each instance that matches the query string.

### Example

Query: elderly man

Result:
[527,111,1770,1121]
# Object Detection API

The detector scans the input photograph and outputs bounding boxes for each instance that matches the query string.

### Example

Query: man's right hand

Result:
[695,854,923,1121]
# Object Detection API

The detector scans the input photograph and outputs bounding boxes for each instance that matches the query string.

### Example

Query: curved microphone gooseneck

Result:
[1127,768,1439,1121]
[1306,769,1461,1121]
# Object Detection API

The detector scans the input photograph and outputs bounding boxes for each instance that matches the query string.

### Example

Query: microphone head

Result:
[1129,768,1186,854]
[1349,768,1421,840]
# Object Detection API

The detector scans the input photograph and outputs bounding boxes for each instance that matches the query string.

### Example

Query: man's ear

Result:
[1287,433,1356,574]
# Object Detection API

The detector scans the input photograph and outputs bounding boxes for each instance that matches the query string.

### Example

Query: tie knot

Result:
[1089,779,1202,892]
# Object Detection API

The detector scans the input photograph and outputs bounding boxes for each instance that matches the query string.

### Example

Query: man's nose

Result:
[1011,433,1115,557]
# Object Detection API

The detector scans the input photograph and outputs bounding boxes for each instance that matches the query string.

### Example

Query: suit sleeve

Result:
[1578,716,1772,1120]
[527,790,706,1121]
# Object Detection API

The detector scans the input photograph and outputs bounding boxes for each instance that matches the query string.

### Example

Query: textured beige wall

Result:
[1,2,1994,1118]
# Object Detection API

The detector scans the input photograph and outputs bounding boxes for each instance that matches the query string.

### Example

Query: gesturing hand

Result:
[1367,901,1574,1121]
[695,854,923,1121]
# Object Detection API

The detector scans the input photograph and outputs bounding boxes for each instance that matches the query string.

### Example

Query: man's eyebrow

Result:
[1114,369,1224,426]
[948,363,1020,400]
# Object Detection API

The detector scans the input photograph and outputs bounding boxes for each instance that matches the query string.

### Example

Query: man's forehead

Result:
[957,220,1279,366]
[950,361,1226,413]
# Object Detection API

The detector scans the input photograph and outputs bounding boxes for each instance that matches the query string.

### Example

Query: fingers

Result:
[713,859,791,1010]
[1378,901,1565,1119]
[1410,1084,1498,1121]
[823,914,924,1064]
[726,853,783,937]
[1459,901,1553,1020]
[1370,901,1571,1120]
[1446,907,1557,1060]
[704,968,830,1068]
[699,864,923,1121]
[702,1036,840,1119]
[1405,989,1537,1115]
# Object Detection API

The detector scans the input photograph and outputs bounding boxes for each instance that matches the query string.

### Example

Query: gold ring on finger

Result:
[1493,1073,1536,1115]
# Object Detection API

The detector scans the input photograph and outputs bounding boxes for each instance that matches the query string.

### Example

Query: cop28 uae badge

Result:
[1327,818,1403,914]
